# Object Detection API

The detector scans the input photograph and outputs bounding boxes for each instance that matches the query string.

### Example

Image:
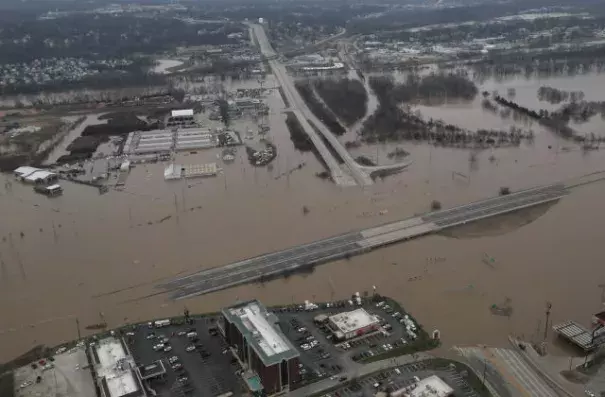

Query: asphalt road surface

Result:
[156,184,568,300]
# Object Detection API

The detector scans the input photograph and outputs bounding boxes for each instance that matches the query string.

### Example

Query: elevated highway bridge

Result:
[157,183,568,300]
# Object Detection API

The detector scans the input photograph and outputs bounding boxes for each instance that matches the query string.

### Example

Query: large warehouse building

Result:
[220,300,301,395]
[90,337,146,397]
[328,308,380,340]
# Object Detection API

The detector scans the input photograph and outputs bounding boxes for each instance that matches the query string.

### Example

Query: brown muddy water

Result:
[2,73,605,362]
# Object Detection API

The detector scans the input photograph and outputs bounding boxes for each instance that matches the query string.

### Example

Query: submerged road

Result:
[157,183,568,300]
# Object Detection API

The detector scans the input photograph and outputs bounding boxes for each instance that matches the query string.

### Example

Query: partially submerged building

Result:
[220,300,301,395]
[175,128,215,151]
[164,163,218,180]
[167,109,196,129]
[14,166,58,184]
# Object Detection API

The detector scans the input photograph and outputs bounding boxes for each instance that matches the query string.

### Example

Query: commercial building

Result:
[90,337,146,397]
[14,166,40,179]
[377,376,453,397]
[220,300,301,395]
[328,308,380,340]
[404,375,453,397]
[123,127,217,155]
[553,320,605,352]
[164,163,218,180]
[14,166,58,184]
[175,128,215,151]
[167,109,196,129]
[123,130,173,155]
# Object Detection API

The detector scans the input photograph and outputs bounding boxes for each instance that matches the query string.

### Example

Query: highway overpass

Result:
[157,183,568,300]
[251,23,410,186]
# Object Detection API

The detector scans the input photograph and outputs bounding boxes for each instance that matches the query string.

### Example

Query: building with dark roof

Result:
[220,300,300,395]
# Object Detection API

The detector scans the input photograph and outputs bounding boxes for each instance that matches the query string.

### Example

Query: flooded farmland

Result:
[1,71,605,362]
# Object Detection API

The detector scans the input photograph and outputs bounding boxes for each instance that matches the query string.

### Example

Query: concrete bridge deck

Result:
[157,183,568,300]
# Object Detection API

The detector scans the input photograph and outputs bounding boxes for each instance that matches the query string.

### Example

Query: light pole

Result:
[544,302,552,341]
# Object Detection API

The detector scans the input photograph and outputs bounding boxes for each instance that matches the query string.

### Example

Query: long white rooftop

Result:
[223,300,299,366]
[239,302,289,356]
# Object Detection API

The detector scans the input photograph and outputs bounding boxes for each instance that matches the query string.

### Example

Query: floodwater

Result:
[2,72,605,362]
[43,115,105,164]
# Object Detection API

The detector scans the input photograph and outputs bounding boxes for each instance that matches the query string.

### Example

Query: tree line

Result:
[294,81,346,136]
[0,14,245,64]
[313,78,368,127]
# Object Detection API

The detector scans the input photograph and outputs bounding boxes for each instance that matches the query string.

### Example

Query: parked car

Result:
[168,356,179,364]
[164,346,172,352]
[185,345,196,352]
[171,363,182,370]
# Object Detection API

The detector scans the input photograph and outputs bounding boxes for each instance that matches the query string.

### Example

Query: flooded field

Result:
[2,72,605,362]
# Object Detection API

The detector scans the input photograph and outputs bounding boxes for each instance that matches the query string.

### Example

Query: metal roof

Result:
[14,166,40,177]
[553,321,604,351]
[171,109,194,117]
[24,170,56,181]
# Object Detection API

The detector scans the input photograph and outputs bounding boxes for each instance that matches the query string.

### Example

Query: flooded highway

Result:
[1,71,605,362]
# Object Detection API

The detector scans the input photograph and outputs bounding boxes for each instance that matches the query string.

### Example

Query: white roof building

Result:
[91,337,145,397]
[23,169,57,183]
[171,109,194,117]
[403,375,454,397]
[14,166,40,178]
[329,308,380,339]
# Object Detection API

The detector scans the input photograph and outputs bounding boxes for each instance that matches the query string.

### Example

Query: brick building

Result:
[220,300,300,395]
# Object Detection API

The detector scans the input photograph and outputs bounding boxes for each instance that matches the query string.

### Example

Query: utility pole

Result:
[544,302,552,341]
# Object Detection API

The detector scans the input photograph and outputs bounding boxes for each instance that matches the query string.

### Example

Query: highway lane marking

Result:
[160,187,569,298]
[165,232,362,283]
[170,192,567,294]
[497,348,555,397]
[493,348,553,397]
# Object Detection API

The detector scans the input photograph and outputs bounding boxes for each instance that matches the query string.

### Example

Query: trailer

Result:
[154,319,171,328]
[34,184,63,197]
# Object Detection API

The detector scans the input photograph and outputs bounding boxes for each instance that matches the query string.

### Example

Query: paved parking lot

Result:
[319,360,485,397]
[278,311,345,387]
[273,298,414,368]
[125,317,244,397]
